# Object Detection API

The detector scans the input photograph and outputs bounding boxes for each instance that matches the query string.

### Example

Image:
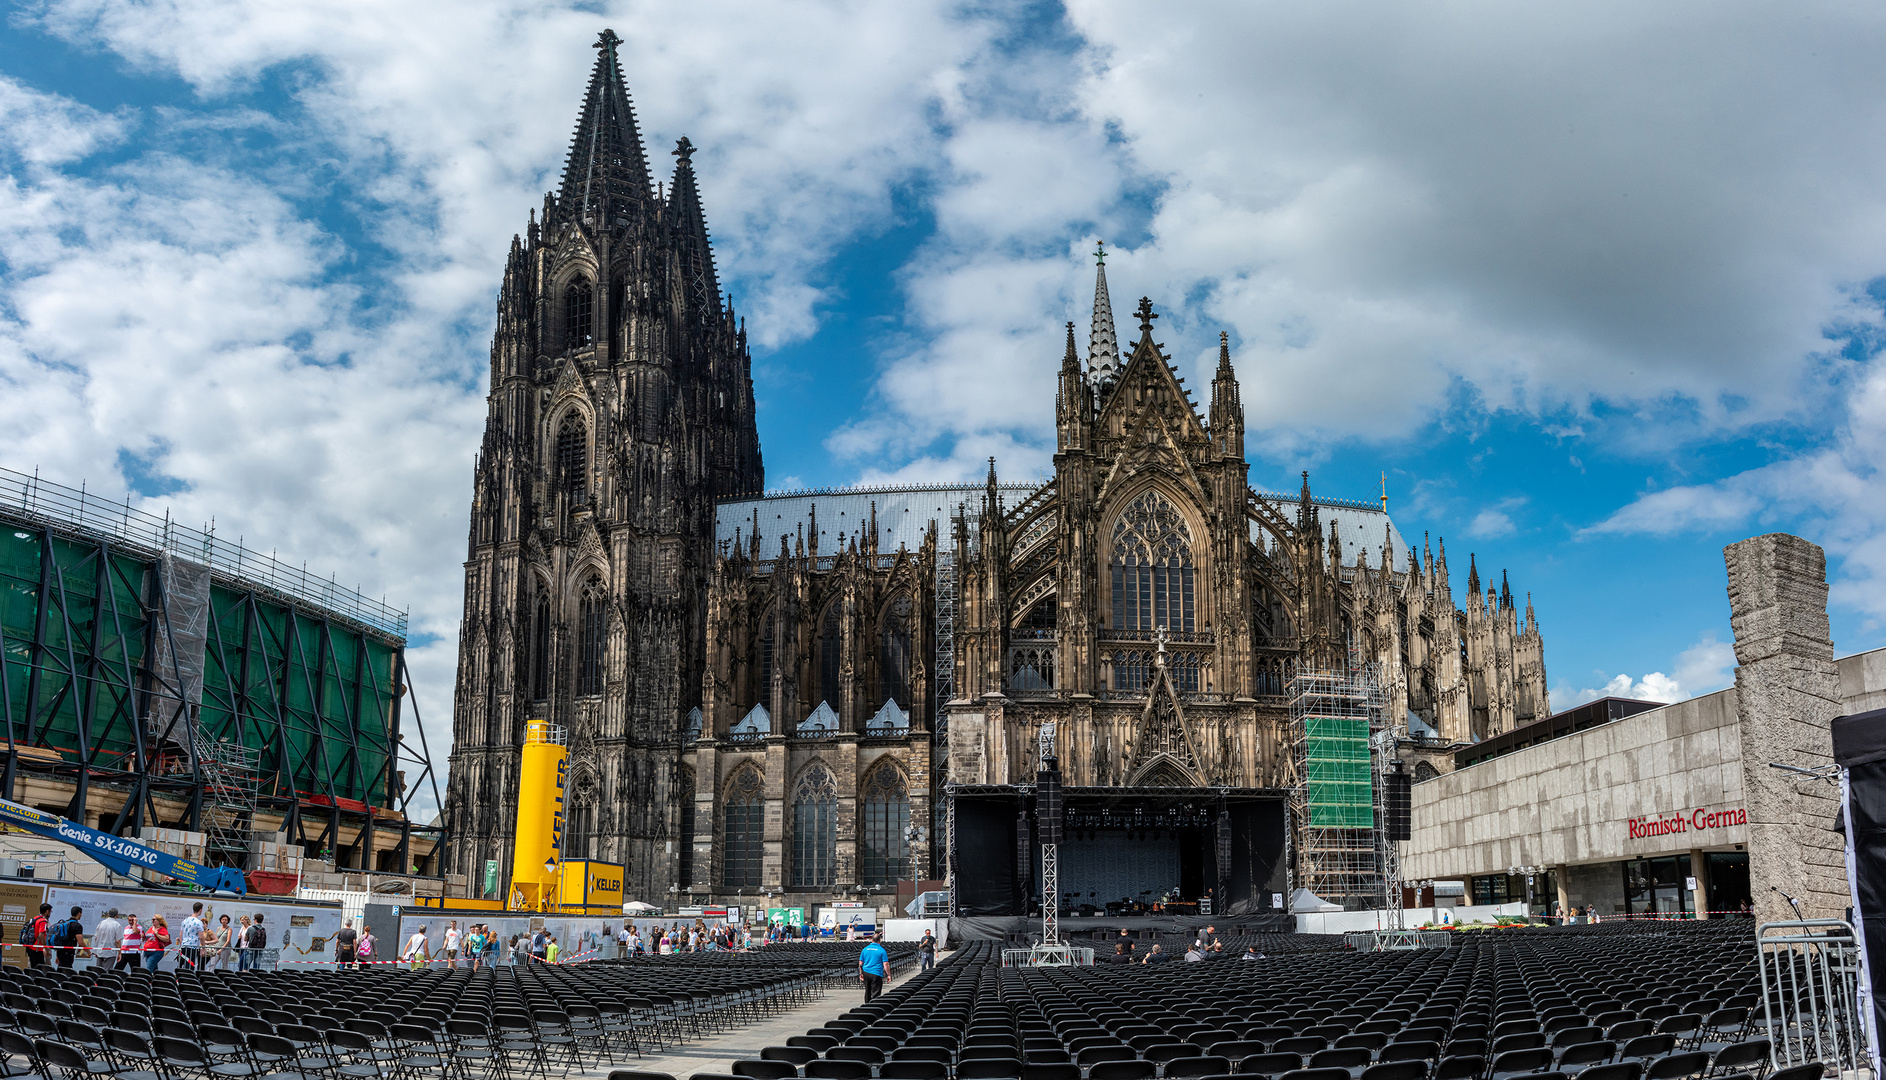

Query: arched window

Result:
[818,604,843,708]
[530,590,551,700]
[576,575,606,696]
[565,278,593,348]
[1256,659,1283,697]
[566,788,595,860]
[858,763,910,887]
[722,766,764,888]
[791,764,837,888]
[757,611,775,700]
[1109,491,1195,633]
[879,595,913,709]
[675,766,697,888]
[556,414,588,506]
[1009,648,1053,691]
[1171,651,1201,693]
[1020,597,1057,635]
[1112,650,1148,692]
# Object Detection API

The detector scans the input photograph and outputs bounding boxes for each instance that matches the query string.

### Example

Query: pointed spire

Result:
[557,28,652,227]
[1467,553,1480,596]
[1500,569,1513,610]
[665,135,721,315]
[1210,330,1243,459]
[1087,242,1121,388]
[1063,321,1081,372]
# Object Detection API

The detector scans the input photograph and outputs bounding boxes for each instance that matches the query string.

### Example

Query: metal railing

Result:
[1001,944,1095,967]
[0,467,407,639]
[1756,919,1873,1075]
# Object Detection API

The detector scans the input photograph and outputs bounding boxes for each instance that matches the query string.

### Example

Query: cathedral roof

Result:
[715,482,1038,557]
[1251,493,1409,569]
[718,481,1407,569]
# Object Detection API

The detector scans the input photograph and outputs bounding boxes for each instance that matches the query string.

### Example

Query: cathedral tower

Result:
[444,30,763,900]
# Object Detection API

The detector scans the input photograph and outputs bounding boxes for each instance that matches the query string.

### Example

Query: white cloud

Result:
[1548,632,1737,712]
[1465,498,1527,540]
[844,2,1886,484]
[16,0,1886,795]
[1590,360,1886,622]
[0,0,1017,799]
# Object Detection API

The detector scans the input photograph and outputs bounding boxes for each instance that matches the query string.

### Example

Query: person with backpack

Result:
[51,906,85,968]
[240,913,267,971]
[334,918,358,968]
[356,925,376,968]
[21,903,50,968]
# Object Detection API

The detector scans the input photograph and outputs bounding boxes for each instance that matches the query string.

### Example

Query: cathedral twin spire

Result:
[558,29,652,225]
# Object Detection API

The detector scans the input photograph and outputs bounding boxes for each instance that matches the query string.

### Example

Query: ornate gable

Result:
[1095,301,1211,505]
[1124,635,1205,779]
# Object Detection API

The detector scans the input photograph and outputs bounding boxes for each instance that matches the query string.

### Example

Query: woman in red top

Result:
[142,915,170,971]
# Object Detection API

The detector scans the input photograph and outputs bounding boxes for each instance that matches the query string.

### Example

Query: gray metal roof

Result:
[716,484,1406,568]
[715,483,1036,557]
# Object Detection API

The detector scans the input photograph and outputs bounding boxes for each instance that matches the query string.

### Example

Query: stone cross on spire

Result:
[1135,296,1158,334]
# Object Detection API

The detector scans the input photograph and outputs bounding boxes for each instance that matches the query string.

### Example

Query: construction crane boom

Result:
[0,797,247,895]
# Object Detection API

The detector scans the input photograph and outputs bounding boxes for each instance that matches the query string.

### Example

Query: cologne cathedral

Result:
[443,31,1549,913]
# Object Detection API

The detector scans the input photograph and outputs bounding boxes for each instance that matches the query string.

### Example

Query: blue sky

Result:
[7,1,1886,805]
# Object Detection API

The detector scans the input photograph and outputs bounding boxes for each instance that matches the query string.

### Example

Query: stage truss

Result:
[1287,642,1385,909]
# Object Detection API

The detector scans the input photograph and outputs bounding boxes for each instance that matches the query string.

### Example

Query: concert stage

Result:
[947,784,1290,921]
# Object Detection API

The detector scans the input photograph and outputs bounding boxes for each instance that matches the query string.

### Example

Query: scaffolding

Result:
[0,469,445,874]
[1287,645,1385,909]
[190,734,261,867]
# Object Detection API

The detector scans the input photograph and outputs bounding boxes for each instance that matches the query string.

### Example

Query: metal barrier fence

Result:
[1757,919,1873,1076]
[1343,929,1454,951]
[1001,944,1096,967]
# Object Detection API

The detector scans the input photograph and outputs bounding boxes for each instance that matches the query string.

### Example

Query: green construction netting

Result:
[2,527,398,809]
[1304,714,1372,828]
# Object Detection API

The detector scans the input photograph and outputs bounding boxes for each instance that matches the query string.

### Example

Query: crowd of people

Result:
[17,901,272,970]
[15,899,928,976]
[1100,925,1268,964]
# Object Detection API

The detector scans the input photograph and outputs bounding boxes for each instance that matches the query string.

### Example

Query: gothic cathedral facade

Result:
[444,32,1551,906]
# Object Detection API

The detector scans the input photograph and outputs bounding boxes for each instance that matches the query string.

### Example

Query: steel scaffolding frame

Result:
[0,471,445,875]
[1287,643,1385,909]
[1372,726,1403,928]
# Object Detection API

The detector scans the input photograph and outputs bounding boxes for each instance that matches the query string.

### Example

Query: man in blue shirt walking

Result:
[858,932,889,1002]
